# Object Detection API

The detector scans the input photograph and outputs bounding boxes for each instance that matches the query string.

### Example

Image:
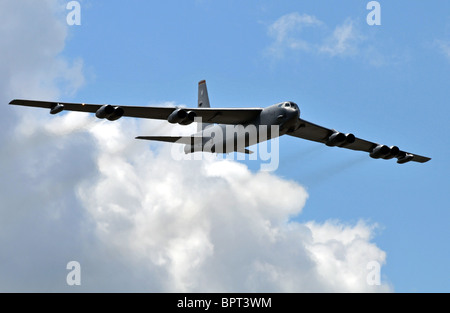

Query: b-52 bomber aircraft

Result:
[9,80,430,164]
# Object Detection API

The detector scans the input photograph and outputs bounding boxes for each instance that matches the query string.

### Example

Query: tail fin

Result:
[198,80,210,108]
[197,80,213,131]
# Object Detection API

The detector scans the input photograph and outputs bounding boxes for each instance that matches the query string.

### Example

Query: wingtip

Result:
[411,155,432,164]
[416,155,432,163]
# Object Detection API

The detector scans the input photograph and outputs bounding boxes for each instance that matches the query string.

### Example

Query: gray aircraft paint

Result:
[185,102,298,154]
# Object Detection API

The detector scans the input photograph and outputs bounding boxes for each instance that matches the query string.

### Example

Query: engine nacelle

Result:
[107,107,124,121]
[180,111,197,125]
[343,133,356,146]
[326,132,355,147]
[50,103,64,115]
[168,108,187,124]
[382,146,400,160]
[370,145,401,159]
[397,152,414,164]
[168,109,197,125]
[370,145,391,159]
[96,105,124,121]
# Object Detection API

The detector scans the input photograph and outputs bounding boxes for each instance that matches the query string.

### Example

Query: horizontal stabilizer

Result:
[135,136,203,145]
[236,148,254,154]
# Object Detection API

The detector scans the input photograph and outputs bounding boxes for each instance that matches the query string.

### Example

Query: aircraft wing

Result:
[288,118,431,164]
[9,100,263,125]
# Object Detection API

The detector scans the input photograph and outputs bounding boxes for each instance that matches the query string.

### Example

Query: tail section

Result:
[198,80,213,131]
[198,80,210,108]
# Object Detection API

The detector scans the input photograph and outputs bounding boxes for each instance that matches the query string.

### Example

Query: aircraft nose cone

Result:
[280,107,299,132]
[286,107,298,119]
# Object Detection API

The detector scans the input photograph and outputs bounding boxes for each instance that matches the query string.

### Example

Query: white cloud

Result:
[320,19,364,57]
[0,0,84,101]
[73,118,390,292]
[0,0,88,292]
[266,13,365,59]
[436,40,450,61]
[305,221,389,291]
[0,2,391,292]
[267,12,323,58]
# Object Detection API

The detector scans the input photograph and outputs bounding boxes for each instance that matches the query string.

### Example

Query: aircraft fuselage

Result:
[184,102,300,154]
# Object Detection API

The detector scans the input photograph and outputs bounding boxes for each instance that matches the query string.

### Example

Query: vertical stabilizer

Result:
[198,80,212,131]
[198,80,210,108]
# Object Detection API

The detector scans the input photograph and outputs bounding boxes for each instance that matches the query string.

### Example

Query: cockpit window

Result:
[278,102,298,108]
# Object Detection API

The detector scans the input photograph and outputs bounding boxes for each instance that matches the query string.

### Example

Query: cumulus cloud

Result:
[0,1,84,101]
[436,40,450,61]
[72,118,390,292]
[266,13,365,59]
[0,1,391,292]
[267,12,323,58]
[320,19,364,57]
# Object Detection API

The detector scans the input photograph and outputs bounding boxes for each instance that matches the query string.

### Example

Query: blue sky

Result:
[2,0,449,292]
